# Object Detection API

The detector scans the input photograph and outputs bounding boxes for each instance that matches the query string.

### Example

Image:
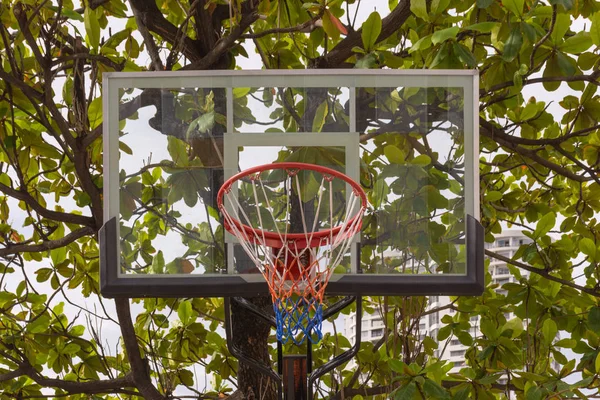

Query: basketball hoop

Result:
[217,162,367,344]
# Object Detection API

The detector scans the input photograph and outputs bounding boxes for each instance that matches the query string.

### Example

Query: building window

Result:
[450,339,461,346]
[470,316,478,322]
[496,278,509,286]
[496,267,509,275]
[450,350,465,357]
[372,329,384,338]
[429,312,439,326]
[419,323,426,331]
[361,331,368,337]
[454,361,465,367]
[497,239,510,247]
[371,319,381,327]
[430,295,438,303]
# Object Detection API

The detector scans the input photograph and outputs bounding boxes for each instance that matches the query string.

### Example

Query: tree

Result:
[1,0,600,399]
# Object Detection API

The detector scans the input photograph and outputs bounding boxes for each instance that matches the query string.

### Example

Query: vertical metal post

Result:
[277,341,283,400]
[283,355,308,400]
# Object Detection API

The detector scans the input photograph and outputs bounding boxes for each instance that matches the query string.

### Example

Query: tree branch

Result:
[0,363,135,395]
[486,249,600,297]
[482,71,600,97]
[480,118,591,183]
[128,0,203,62]
[0,226,94,257]
[529,5,557,72]
[0,183,96,227]
[114,298,165,400]
[182,6,260,70]
[241,14,324,39]
[313,0,411,68]
[131,3,164,71]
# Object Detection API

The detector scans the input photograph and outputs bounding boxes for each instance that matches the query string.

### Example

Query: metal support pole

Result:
[307,296,362,399]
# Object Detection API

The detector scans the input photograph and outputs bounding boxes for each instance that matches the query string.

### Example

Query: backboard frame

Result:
[100,69,483,298]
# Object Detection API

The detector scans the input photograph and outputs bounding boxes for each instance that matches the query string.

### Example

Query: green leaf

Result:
[543,55,562,91]
[27,314,51,333]
[35,268,53,283]
[595,352,600,373]
[432,27,459,45]
[549,0,573,10]
[579,238,597,261]
[412,154,431,166]
[556,51,575,76]
[533,212,555,238]
[179,369,194,386]
[60,8,85,22]
[453,43,477,67]
[311,101,328,132]
[438,325,452,341]
[361,12,382,51]
[592,12,600,46]
[541,319,558,343]
[389,359,406,373]
[520,102,538,120]
[355,53,378,69]
[187,111,215,138]
[372,177,390,208]
[487,191,503,201]
[125,36,139,59]
[178,300,193,325]
[465,22,499,33]
[152,251,165,274]
[560,32,592,54]
[502,317,524,338]
[384,145,405,164]
[431,0,451,14]
[550,14,571,44]
[410,0,429,21]
[477,0,494,8]
[409,35,432,53]
[63,343,81,355]
[393,381,416,399]
[423,379,449,399]
[84,6,100,50]
[233,87,251,99]
[167,137,188,166]
[589,306,600,331]
[554,338,576,348]
[503,0,525,17]
[88,97,102,130]
[503,26,523,62]
[526,386,543,400]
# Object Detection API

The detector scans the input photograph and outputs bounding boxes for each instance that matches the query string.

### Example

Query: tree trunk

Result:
[231,296,278,399]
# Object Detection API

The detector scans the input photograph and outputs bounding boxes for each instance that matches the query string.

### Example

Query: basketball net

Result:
[218,163,366,344]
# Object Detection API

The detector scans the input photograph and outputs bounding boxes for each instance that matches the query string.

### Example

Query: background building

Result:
[345,230,531,372]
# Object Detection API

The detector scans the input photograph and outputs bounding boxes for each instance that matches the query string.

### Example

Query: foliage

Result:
[0,0,600,399]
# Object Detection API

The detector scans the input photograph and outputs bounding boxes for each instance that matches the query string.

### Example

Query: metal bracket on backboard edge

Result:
[307,296,362,399]
[225,296,362,400]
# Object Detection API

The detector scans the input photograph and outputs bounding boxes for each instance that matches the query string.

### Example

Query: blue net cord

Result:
[273,297,323,345]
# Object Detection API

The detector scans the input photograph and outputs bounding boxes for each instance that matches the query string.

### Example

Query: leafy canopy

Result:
[0,0,600,399]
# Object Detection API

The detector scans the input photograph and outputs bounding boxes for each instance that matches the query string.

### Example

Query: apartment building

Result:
[344,230,530,372]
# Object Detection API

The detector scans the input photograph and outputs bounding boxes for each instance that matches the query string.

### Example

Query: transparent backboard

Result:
[101,70,483,297]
